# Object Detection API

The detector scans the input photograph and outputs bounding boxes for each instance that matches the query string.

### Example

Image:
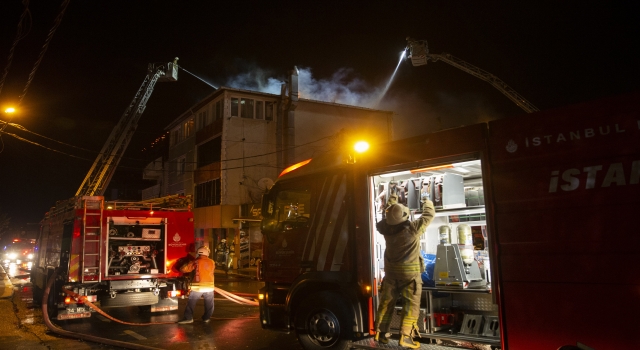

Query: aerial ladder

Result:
[405,38,539,113]
[75,58,179,197]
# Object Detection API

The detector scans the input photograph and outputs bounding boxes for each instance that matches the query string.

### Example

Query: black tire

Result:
[295,292,352,350]
[45,278,59,320]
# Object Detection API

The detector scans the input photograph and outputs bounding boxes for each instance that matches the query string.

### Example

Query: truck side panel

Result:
[488,92,640,349]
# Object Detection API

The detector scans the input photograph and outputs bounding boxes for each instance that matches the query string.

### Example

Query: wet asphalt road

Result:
[2,262,304,350]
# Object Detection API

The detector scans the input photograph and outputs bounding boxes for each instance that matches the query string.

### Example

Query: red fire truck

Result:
[30,58,196,321]
[257,92,640,350]
[32,195,194,320]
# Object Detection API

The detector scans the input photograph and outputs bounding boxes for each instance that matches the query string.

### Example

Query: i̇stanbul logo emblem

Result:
[169,232,186,248]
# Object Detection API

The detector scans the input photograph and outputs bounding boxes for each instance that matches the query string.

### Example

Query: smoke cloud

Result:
[224,66,502,140]
[225,66,383,107]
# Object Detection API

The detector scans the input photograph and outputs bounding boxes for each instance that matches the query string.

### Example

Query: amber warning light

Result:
[279,159,312,177]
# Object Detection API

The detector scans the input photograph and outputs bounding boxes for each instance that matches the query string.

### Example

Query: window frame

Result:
[229,95,276,120]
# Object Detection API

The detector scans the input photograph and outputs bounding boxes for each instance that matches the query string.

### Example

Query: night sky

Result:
[1,1,638,231]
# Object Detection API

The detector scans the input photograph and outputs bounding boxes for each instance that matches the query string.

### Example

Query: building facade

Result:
[143,69,394,269]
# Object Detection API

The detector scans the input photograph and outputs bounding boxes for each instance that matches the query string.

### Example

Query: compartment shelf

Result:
[421,287,500,347]
[434,205,485,217]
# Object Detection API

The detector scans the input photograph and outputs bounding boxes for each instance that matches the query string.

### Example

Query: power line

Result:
[0,0,32,97]
[1,120,96,153]
[0,129,94,161]
[0,121,338,168]
[0,0,70,155]
[16,0,71,106]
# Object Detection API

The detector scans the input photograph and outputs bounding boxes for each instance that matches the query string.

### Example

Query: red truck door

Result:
[488,92,640,349]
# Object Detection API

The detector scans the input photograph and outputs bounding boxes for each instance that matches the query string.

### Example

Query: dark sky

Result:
[1,1,638,230]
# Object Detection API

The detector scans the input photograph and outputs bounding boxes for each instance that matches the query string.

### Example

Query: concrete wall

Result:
[293,100,393,164]
[193,205,238,229]
[223,115,278,206]
[167,126,195,196]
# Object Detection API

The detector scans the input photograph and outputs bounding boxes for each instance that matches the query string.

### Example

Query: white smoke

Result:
[224,69,284,95]
[297,68,382,107]
[225,67,383,108]
[224,66,502,139]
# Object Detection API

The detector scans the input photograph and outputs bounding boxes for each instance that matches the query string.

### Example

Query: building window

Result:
[198,136,222,168]
[265,101,274,121]
[213,100,223,120]
[256,101,264,119]
[197,110,209,130]
[230,96,275,120]
[241,98,254,119]
[183,118,194,138]
[195,178,221,207]
[177,156,186,175]
[171,125,184,145]
[231,98,239,117]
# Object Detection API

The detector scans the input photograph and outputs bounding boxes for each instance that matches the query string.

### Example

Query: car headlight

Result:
[8,253,17,259]
[27,254,33,259]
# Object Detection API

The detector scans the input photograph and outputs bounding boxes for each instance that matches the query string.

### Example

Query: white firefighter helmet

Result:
[197,245,211,256]
[386,203,410,225]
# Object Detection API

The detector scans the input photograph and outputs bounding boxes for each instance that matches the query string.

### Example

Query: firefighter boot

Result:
[399,335,419,349]
[374,331,389,344]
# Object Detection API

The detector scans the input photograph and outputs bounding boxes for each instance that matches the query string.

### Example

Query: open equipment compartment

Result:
[105,216,168,276]
[370,157,499,346]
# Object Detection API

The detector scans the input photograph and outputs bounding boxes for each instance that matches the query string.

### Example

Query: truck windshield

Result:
[261,187,311,232]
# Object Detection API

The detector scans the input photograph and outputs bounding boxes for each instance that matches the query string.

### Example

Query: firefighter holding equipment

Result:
[215,239,233,272]
[375,195,435,348]
[177,245,215,324]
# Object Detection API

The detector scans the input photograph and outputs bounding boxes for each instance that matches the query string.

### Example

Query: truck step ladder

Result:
[81,197,103,283]
[350,336,470,350]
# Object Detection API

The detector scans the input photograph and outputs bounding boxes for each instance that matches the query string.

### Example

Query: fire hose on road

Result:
[42,269,259,349]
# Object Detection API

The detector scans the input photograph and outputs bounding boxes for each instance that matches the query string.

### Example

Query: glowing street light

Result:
[1,106,17,132]
[354,141,370,153]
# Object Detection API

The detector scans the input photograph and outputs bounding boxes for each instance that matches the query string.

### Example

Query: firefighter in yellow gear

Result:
[375,195,435,348]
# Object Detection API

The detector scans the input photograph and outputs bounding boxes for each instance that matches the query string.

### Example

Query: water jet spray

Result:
[376,50,405,107]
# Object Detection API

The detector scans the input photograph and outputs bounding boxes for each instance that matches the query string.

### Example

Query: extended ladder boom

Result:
[75,58,178,197]
[406,39,538,113]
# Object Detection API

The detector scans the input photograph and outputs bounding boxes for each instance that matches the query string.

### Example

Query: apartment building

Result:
[143,68,394,268]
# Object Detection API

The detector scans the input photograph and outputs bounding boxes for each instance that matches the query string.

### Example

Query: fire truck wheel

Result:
[45,279,59,319]
[295,291,352,350]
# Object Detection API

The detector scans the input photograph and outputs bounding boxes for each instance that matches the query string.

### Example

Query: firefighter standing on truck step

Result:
[375,195,435,349]
[177,245,215,324]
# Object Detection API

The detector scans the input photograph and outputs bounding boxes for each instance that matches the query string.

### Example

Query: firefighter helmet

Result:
[197,246,211,256]
[386,203,410,225]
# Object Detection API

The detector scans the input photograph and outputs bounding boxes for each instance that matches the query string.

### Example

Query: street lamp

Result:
[1,107,16,132]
